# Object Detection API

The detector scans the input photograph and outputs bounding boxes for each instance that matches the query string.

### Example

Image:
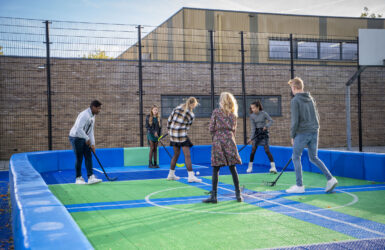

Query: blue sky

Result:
[1,0,384,25]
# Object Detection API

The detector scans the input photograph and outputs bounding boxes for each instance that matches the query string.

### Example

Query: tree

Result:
[360,7,383,18]
[0,46,3,55]
[83,49,113,59]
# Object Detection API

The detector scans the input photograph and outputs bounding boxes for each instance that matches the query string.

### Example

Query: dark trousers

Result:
[69,136,93,178]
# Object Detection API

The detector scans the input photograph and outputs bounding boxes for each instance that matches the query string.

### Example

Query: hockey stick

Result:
[263,158,292,187]
[238,132,261,153]
[158,134,185,167]
[91,150,117,181]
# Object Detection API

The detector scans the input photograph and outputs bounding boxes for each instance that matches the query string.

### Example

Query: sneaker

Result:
[167,174,180,181]
[75,177,86,185]
[326,177,338,193]
[246,162,253,173]
[286,185,305,193]
[269,162,277,174]
[88,174,102,185]
[188,175,202,183]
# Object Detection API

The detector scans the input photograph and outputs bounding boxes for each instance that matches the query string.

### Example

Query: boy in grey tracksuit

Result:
[287,77,338,194]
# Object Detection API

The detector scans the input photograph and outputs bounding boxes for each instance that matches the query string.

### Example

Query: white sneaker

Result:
[247,162,253,173]
[167,174,180,181]
[326,177,338,193]
[88,175,102,185]
[269,162,277,174]
[188,175,202,183]
[75,177,86,185]
[286,185,305,193]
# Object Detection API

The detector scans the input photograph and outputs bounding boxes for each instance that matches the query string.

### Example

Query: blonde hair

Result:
[288,77,304,90]
[219,92,238,117]
[149,105,161,126]
[181,97,198,114]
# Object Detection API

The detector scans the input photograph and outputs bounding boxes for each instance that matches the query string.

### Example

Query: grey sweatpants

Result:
[292,132,333,186]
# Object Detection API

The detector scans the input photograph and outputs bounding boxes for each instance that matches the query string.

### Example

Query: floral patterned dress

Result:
[209,108,242,167]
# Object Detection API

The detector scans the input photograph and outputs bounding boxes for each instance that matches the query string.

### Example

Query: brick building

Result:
[0,9,384,159]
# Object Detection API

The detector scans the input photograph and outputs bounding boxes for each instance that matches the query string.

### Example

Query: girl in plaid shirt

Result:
[166,97,202,183]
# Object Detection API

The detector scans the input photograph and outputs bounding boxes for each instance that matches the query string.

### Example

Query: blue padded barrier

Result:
[27,148,124,173]
[364,153,385,182]
[9,153,93,250]
[191,145,212,165]
[331,151,365,180]
[158,146,186,165]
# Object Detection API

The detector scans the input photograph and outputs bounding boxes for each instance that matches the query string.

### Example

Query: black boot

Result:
[235,190,243,202]
[203,166,219,203]
[230,165,243,202]
[149,161,155,168]
[203,191,217,203]
[153,161,160,168]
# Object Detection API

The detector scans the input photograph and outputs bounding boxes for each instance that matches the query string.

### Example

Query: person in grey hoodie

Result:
[246,100,277,174]
[287,77,338,194]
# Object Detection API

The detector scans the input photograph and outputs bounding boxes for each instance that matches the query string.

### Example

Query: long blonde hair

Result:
[149,105,161,126]
[181,97,198,114]
[219,92,238,117]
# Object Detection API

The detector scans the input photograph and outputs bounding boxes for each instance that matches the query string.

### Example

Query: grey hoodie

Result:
[290,92,320,138]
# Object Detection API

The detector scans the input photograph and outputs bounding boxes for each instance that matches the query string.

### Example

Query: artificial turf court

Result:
[48,170,385,249]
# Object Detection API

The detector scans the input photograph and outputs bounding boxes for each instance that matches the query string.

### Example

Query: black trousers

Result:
[69,136,93,178]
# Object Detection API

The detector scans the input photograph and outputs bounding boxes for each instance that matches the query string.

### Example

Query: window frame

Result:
[268,37,357,62]
[161,95,282,118]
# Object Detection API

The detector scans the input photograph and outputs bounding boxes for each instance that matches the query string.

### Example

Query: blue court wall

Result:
[9,146,385,249]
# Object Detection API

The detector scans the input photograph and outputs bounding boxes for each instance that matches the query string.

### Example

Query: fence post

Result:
[137,25,144,147]
[290,34,295,79]
[240,31,247,145]
[357,37,363,152]
[44,20,53,150]
[209,30,215,111]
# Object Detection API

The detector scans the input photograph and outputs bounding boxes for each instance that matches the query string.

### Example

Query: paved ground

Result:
[0,161,9,171]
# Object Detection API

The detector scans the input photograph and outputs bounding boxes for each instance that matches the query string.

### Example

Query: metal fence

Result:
[1,17,384,160]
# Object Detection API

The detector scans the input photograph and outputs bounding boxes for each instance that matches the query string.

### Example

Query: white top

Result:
[69,108,96,146]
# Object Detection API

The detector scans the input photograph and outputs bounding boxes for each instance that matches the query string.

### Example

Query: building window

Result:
[161,95,281,118]
[297,41,318,59]
[269,40,290,59]
[342,42,357,60]
[269,38,357,61]
[320,42,340,60]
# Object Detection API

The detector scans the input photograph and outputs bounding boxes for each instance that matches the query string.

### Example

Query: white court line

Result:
[67,197,206,211]
[145,181,385,237]
[93,168,103,173]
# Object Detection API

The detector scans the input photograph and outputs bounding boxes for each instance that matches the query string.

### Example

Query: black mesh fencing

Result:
[1,17,384,159]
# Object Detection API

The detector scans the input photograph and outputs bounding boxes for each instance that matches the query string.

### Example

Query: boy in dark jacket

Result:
[287,77,338,194]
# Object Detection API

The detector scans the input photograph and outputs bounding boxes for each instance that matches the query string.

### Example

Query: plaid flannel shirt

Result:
[167,105,195,143]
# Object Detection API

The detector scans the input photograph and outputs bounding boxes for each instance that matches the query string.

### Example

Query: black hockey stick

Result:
[263,158,292,187]
[238,132,261,153]
[91,150,117,181]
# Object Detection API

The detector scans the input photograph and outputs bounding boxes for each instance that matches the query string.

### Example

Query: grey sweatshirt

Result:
[250,111,273,140]
[290,92,320,138]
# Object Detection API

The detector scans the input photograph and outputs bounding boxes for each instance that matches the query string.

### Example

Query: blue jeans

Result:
[69,136,93,178]
[292,132,332,186]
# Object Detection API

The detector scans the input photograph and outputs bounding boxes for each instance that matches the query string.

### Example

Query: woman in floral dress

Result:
[203,92,243,203]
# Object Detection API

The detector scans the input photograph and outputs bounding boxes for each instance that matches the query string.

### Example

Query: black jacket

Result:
[145,115,162,136]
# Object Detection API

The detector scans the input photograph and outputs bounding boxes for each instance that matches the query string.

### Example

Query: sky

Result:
[1,0,384,26]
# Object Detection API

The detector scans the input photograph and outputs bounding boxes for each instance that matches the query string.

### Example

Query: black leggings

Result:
[149,141,158,163]
[211,165,241,192]
[250,145,274,162]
